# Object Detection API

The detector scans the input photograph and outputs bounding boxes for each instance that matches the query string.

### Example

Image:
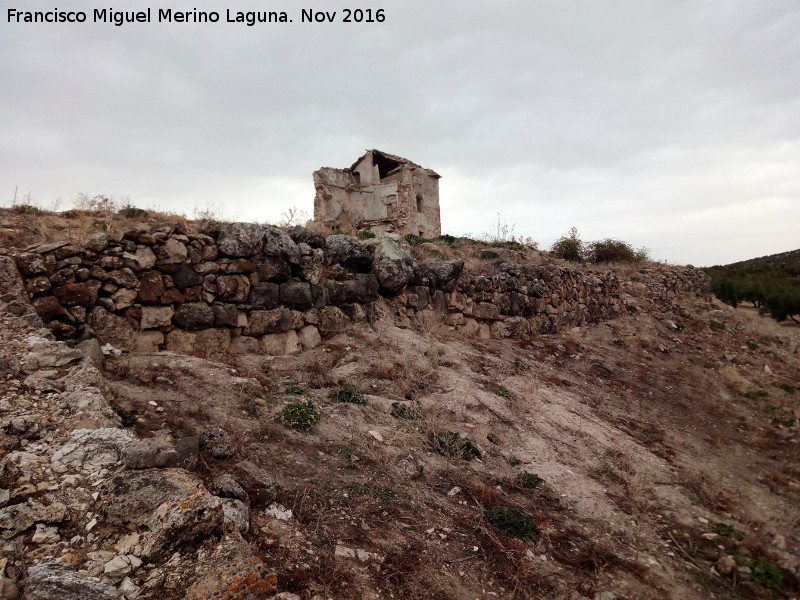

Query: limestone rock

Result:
[51,428,134,475]
[372,237,414,295]
[217,222,264,257]
[102,468,203,528]
[326,235,372,272]
[24,560,118,600]
[182,538,276,600]
[122,438,180,469]
[88,306,135,351]
[209,474,249,502]
[221,498,250,533]
[156,238,188,264]
[173,302,214,330]
[141,488,223,560]
[286,225,326,248]
[140,305,174,329]
[232,461,279,505]
[262,225,300,264]
[84,232,111,253]
[246,308,293,336]
[202,427,236,458]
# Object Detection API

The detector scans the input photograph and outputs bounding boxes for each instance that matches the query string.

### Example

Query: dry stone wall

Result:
[8,222,711,356]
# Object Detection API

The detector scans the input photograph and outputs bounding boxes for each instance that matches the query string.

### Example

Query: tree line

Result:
[704,254,800,323]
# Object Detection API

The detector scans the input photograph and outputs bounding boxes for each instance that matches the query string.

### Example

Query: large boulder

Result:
[326,235,372,272]
[217,222,263,257]
[372,237,415,295]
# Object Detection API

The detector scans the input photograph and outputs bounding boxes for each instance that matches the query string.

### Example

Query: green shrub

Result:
[357,230,376,239]
[778,383,795,394]
[437,234,457,245]
[712,522,736,536]
[750,556,783,590]
[13,204,41,216]
[429,431,481,460]
[279,400,320,431]
[61,209,79,219]
[746,341,759,350]
[586,238,649,263]
[551,227,583,261]
[118,204,149,218]
[479,250,499,260]
[516,471,543,488]
[484,507,538,540]
[330,386,366,405]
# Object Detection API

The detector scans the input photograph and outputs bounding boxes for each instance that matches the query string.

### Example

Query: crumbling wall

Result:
[10,223,711,357]
[313,150,441,237]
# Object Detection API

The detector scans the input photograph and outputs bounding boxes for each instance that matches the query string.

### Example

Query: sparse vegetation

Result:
[492,385,515,400]
[356,230,376,239]
[330,386,366,405]
[61,209,79,219]
[480,250,499,260]
[516,471,543,488]
[429,431,481,460]
[484,506,538,540]
[284,380,304,395]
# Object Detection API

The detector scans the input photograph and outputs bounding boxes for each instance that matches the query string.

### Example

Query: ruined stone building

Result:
[313,150,441,237]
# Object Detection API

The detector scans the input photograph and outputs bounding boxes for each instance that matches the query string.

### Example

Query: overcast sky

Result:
[1,1,798,265]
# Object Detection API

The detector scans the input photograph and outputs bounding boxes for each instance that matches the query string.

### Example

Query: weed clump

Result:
[516,471,543,488]
[479,250,499,260]
[330,386,366,405]
[484,507,538,540]
[61,209,79,219]
[279,400,320,431]
[429,431,481,460]
[356,230,376,239]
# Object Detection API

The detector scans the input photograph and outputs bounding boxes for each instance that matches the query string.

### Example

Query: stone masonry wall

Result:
[8,222,711,357]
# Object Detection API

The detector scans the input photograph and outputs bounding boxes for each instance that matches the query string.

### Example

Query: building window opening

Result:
[416,194,423,212]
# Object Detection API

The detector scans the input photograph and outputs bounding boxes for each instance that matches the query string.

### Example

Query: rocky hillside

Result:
[0,210,798,600]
